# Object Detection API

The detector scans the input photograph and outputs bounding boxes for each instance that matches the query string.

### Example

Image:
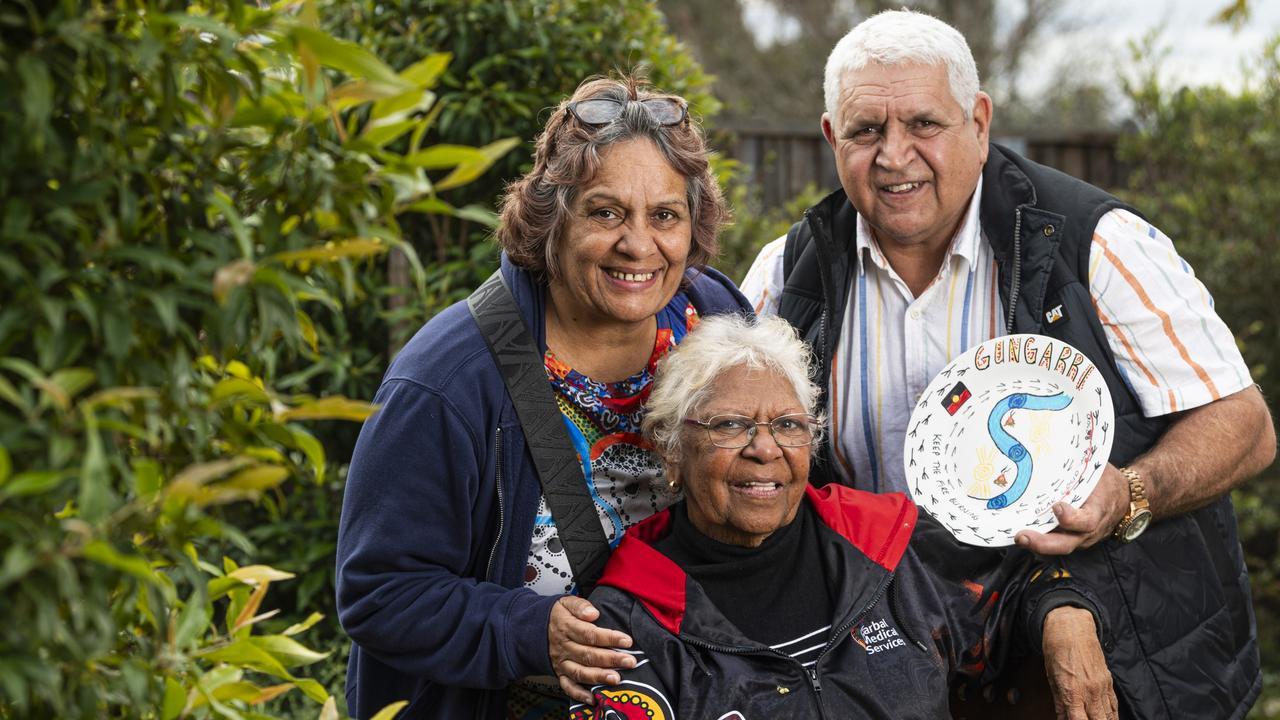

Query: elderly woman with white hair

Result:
[568,314,1054,719]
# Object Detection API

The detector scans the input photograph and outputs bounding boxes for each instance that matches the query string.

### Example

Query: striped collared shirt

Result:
[741,180,1252,493]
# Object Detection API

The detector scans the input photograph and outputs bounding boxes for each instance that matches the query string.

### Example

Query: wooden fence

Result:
[716,126,1125,209]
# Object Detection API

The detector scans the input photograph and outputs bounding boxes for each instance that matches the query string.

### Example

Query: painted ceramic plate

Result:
[903,334,1114,547]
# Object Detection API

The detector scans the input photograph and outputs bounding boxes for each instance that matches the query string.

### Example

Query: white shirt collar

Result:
[855,174,985,276]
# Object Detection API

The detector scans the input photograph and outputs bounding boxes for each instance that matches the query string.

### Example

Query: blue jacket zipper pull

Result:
[808,667,822,693]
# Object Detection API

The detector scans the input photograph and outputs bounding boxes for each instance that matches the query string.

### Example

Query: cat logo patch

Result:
[1044,304,1067,325]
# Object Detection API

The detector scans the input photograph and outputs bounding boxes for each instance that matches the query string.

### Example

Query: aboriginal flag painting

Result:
[943,382,971,415]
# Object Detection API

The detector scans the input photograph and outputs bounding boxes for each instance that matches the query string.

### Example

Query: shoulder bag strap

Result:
[467,270,610,595]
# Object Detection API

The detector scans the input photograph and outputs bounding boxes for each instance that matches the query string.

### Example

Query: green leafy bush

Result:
[0,1,503,716]
[321,0,720,310]
[1116,36,1280,719]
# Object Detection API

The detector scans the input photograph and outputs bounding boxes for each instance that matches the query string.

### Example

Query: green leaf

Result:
[50,368,96,400]
[175,586,213,650]
[399,52,451,89]
[199,638,291,679]
[0,545,35,589]
[0,374,29,415]
[0,357,67,409]
[2,470,71,496]
[369,88,435,123]
[209,576,251,601]
[83,386,159,409]
[270,238,388,265]
[227,564,296,585]
[133,459,164,498]
[278,396,378,422]
[453,204,499,227]
[81,541,161,587]
[290,427,325,481]
[296,310,318,353]
[209,191,253,260]
[16,55,53,135]
[282,612,324,637]
[249,635,331,667]
[291,26,412,93]
[162,677,186,720]
[168,457,256,502]
[360,118,419,149]
[369,701,410,720]
[78,412,115,522]
[221,465,290,492]
[434,137,521,191]
[291,677,329,704]
[402,145,487,170]
[0,444,10,485]
[211,377,271,405]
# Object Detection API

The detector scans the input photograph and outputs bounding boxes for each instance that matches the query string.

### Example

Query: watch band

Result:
[1120,467,1146,505]
[1113,466,1151,541]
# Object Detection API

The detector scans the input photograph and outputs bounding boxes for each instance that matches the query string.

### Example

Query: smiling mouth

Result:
[606,269,656,282]
[731,480,784,498]
[882,181,923,194]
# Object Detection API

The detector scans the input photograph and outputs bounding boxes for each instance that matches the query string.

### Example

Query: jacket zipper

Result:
[803,571,895,712]
[680,636,829,720]
[477,428,507,720]
[678,573,895,719]
[484,426,505,581]
[808,210,837,477]
[1004,207,1025,333]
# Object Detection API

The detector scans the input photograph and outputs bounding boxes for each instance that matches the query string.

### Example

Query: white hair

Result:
[642,314,825,463]
[823,9,980,122]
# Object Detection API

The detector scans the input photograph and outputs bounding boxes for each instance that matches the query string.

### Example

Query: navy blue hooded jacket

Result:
[335,256,750,719]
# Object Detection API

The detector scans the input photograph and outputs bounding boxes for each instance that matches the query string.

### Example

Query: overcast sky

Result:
[742,0,1280,92]
[1026,0,1280,93]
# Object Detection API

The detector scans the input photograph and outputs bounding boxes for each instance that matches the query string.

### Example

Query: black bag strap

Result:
[467,270,610,594]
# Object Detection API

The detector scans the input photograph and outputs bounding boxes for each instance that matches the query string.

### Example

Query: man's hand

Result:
[548,596,636,703]
[1043,606,1117,720]
[1015,464,1129,555]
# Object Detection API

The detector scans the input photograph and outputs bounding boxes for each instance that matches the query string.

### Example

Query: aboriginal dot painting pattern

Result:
[522,298,697,596]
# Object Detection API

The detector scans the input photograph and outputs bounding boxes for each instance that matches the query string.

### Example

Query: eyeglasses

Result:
[683,413,818,449]
[566,97,688,127]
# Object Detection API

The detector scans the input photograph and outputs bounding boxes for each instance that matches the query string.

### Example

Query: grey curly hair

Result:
[642,314,825,464]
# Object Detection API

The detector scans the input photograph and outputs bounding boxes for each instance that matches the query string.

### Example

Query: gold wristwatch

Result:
[1113,467,1153,543]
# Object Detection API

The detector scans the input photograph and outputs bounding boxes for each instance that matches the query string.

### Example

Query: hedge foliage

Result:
[0,1,718,717]
[0,0,507,716]
[1117,36,1280,718]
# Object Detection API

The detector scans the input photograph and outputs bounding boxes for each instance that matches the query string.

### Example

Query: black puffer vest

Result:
[776,144,1260,719]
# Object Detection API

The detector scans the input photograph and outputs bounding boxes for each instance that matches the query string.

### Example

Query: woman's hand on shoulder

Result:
[548,595,637,703]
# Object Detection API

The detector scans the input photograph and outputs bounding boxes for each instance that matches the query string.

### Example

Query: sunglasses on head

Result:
[566,96,688,127]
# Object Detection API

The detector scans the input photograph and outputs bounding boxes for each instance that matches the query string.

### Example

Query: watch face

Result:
[1122,510,1153,542]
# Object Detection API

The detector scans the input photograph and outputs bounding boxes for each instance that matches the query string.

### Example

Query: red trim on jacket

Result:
[596,485,919,635]
[804,484,917,571]
[597,510,686,635]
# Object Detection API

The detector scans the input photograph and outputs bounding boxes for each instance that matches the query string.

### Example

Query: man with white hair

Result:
[742,9,1274,720]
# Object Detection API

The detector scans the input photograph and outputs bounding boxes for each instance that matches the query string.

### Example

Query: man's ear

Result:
[972,91,993,163]
[821,112,838,151]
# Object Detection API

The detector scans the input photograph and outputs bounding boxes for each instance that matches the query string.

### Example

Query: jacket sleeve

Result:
[901,513,1102,682]
[568,589,678,720]
[335,378,560,688]
[1015,558,1109,655]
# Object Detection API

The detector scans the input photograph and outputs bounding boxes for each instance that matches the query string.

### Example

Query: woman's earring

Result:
[667,478,681,493]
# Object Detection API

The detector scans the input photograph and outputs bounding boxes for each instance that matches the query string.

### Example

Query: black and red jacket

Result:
[571,484,1048,719]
